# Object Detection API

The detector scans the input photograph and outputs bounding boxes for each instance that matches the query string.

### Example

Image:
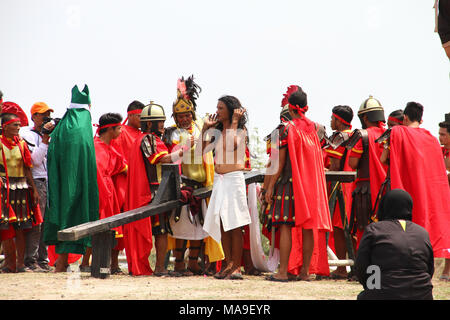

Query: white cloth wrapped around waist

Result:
[169,200,209,240]
[203,171,251,243]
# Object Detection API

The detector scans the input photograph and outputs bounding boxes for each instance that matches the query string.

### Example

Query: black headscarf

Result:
[377,189,413,221]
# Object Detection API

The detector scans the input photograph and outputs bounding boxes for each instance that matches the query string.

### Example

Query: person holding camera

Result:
[19,102,55,272]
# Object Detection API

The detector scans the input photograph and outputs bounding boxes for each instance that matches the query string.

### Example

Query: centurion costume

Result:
[163,76,222,265]
[123,101,172,276]
[0,103,42,238]
[263,86,332,277]
[346,96,387,239]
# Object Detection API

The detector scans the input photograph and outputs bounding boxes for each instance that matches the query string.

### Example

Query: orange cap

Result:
[31,102,54,115]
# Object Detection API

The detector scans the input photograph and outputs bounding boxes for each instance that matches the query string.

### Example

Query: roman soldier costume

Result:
[346,96,387,238]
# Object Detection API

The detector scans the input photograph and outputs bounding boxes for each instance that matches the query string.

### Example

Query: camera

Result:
[41,117,61,134]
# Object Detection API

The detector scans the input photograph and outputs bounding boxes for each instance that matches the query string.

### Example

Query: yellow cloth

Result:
[166,237,224,262]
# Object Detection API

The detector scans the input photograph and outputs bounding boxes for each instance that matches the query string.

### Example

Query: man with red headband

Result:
[387,109,404,129]
[347,96,387,251]
[380,103,450,280]
[111,100,144,211]
[123,102,187,276]
[79,113,128,274]
[0,112,41,273]
[323,105,355,279]
[264,85,332,281]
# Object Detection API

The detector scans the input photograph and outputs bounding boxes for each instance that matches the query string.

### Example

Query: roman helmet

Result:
[280,104,291,122]
[358,95,385,128]
[140,101,166,132]
[172,75,201,122]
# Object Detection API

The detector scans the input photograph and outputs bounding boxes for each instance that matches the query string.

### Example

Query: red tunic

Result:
[122,133,169,276]
[389,126,450,258]
[324,130,355,229]
[94,137,127,248]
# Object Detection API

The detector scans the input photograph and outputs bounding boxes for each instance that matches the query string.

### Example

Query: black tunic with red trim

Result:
[265,122,295,227]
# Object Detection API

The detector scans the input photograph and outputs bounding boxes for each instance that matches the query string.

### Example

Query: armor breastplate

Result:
[0,143,25,178]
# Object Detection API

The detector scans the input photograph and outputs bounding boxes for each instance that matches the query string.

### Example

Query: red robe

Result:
[286,117,333,276]
[122,134,154,276]
[389,126,450,258]
[110,125,143,211]
[94,137,127,249]
[122,133,169,276]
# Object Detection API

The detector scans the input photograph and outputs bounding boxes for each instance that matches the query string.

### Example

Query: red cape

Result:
[111,125,142,211]
[47,245,81,266]
[286,116,332,276]
[366,126,388,210]
[122,134,154,275]
[390,126,450,258]
[287,117,332,231]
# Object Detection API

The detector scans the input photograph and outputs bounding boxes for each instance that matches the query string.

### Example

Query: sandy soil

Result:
[0,258,448,300]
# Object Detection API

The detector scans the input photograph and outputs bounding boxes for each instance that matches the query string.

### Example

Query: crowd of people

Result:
[0,79,449,300]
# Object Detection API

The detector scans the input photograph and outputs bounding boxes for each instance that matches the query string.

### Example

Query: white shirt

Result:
[19,126,48,180]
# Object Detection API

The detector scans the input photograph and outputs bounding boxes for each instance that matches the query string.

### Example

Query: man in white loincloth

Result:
[201,95,251,280]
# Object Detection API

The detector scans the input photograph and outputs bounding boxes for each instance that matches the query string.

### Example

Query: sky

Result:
[1,0,449,147]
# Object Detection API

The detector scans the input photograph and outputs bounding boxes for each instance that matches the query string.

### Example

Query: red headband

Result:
[388,116,403,125]
[2,118,21,128]
[93,122,121,135]
[290,104,308,114]
[122,109,142,125]
[333,113,352,128]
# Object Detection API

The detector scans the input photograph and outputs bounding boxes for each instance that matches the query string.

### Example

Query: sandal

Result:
[265,274,289,282]
[244,268,261,276]
[187,267,204,276]
[226,272,244,280]
[79,265,91,273]
[330,271,348,280]
[1,267,15,273]
[153,270,170,277]
[173,269,194,277]
[439,274,449,281]
[111,268,125,275]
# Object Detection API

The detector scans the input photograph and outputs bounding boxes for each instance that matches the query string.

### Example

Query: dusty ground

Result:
[0,258,448,300]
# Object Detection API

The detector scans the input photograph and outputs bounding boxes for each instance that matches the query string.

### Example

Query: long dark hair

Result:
[212,95,249,146]
[216,95,248,131]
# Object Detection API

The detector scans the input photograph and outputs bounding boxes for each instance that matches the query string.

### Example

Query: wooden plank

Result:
[325,171,356,182]
[57,199,181,241]
[91,230,115,279]
[58,169,355,242]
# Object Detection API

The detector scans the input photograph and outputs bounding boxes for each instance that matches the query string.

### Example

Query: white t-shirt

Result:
[19,126,48,180]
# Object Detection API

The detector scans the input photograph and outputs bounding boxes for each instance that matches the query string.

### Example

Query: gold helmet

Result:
[172,75,201,119]
[358,95,385,124]
[141,101,166,122]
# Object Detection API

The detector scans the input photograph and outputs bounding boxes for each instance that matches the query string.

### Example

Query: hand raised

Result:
[232,108,246,123]
[204,113,218,129]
